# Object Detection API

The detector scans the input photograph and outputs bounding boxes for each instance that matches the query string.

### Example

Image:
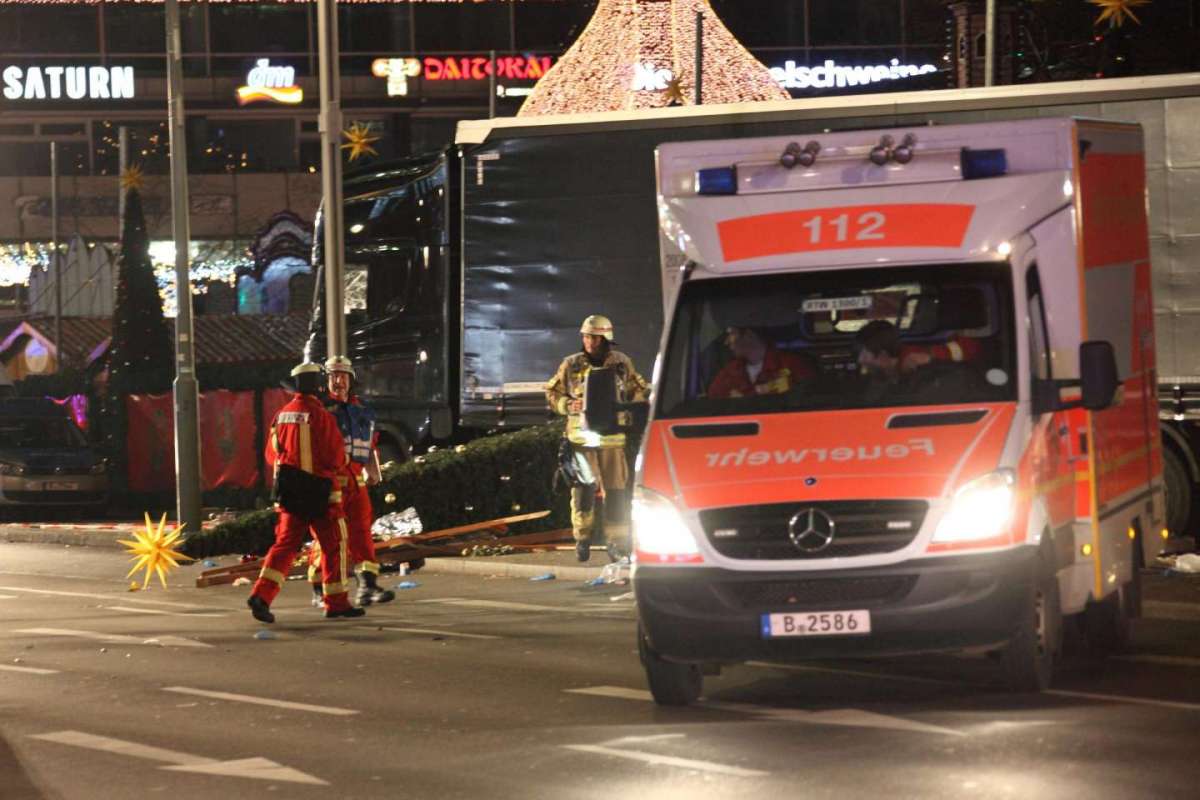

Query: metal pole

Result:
[51,141,61,372]
[118,126,128,233]
[488,49,497,119]
[694,11,703,105]
[165,0,202,536]
[317,0,346,360]
[984,0,996,87]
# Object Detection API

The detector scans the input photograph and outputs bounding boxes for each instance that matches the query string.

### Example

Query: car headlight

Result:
[0,462,25,476]
[932,469,1015,544]
[632,487,704,564]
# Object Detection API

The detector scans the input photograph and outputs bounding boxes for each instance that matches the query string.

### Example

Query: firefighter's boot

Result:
[355,570,395,606]
[310,582,324,608]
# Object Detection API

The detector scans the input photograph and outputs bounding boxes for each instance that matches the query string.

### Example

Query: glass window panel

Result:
[340,6,411,53]
[809,0,903,47]
[105,6,166,54]
[413,4,512,51]
[92,121,171,176]
[210,6,309,55]
[1,8,98,53]
[513,1,596,51]
[711,0,806,48]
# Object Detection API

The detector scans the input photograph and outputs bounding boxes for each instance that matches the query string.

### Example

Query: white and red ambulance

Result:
[631,118,1163,705]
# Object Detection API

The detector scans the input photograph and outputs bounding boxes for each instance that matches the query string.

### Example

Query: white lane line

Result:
[0,585,220,611]
[104,606,227,619]
[1114,654,1200,669]
[562,744,768,777]
[1047,690,1200,712]
[414,597,627,616]
[14,628,211,649]
[0,594,16,599]
[161,687,358,716]
[746,660,965,687]
[566,686,655,702]
[373,626,500,640]
[29,730,327,785]
[1143,601,1200,621]
[0,664,60,675]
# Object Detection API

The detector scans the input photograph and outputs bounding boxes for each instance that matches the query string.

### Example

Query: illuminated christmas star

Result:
[1089,0,1150,28]
[341,122,380,162]
[119,512,187,590]
[662,77,687,106]
[119,164,145,192]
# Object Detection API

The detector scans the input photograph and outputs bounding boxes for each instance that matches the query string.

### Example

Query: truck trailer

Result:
[305,72,1200,540]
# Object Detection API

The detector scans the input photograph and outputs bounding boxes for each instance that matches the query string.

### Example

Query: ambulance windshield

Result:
[656,263,1015,418]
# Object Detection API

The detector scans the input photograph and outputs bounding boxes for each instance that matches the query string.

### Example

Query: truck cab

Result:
[633,118,1163,705]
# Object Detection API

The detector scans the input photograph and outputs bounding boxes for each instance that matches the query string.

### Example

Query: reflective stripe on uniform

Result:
[329,491,342,503]
[337,518,349,588]
[299,421,313,472]
[259,566,287,586]
[359,561,380,575]
[947,340,964,361]
[323,581,349,596]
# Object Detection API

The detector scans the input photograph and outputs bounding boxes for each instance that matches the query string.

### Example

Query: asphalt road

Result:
[3,542,1200,800]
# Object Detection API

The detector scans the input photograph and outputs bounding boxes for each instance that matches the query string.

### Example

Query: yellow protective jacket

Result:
[546,349,649,448]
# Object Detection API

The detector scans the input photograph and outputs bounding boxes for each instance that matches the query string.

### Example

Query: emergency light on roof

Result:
[696,166,738,195]
[961,148,1008,180]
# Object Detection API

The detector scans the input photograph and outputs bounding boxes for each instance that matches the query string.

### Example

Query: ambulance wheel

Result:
[1162,446,1195,540]
[1000,543,1061,692]
[638,623,702,707]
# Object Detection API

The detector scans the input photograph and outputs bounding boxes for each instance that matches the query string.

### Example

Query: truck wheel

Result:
[376,434,412,467]
[1000,543,1061,692]
[1162,445,1194,538]
[638,623,702,707]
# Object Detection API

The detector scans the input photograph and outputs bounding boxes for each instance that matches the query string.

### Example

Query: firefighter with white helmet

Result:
[306,355,396,608]
[546,315,649,562]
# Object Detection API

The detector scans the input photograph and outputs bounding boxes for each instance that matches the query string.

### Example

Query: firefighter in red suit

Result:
[307,356,396,608]
[707,327,816,399]
[247,362,365,623]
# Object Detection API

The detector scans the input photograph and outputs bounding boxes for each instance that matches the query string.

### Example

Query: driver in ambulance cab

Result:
[707,327,815,399]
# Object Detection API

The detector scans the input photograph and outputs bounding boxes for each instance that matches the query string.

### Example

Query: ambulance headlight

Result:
[932,470,1015,543]
[632,487,703,564]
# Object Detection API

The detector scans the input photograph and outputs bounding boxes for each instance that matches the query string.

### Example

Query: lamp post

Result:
[317,0,346,361]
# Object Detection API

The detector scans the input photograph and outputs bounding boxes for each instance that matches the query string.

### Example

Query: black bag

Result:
[553,438,597,494]
[272,464,333,520]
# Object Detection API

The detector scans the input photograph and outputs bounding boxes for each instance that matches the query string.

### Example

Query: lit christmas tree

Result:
[108,168,173,392]
[519,0,788,116]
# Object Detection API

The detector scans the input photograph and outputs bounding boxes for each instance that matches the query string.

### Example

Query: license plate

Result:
[44,481,79,491]
[761,610,871,638]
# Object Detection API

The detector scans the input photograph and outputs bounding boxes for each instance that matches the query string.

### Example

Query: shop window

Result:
[92,121,171,176]
[193,119,297,174]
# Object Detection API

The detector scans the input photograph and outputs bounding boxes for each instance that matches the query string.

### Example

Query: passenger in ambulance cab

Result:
[854,320,904,381]
[707,327,816,399]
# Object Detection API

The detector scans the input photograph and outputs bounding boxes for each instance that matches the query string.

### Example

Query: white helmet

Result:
[290,361,323,377]
[324,355,356,378]
[580,314,614,342]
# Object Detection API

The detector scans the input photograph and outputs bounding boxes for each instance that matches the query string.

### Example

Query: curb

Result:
[416,557,605,582]
[0,528,128,549]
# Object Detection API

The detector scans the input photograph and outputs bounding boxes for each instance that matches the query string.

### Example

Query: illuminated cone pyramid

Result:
[519,0,789,116]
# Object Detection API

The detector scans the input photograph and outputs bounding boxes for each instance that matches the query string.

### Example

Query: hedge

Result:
[181,421,572,558]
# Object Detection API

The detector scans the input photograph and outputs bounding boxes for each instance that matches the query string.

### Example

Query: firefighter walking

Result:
[546,315,649,562]
[247,362,364,623]
[308,356,396,608]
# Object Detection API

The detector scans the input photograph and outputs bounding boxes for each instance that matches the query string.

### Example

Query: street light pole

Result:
[164,0,202,535]
[984,0,996,87]
[50,141,61,372]
[317,0,346,362]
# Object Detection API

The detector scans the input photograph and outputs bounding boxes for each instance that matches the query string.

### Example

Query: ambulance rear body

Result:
[633,117,1162,701]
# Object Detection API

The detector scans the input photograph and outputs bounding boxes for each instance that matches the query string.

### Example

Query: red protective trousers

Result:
[253,509,353,612]
[308,471,379,580]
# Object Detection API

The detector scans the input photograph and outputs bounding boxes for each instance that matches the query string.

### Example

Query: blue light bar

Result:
[960,148,1008,180]
[696,166,738,195]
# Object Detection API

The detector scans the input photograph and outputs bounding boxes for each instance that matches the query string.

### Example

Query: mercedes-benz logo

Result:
[787,507,836,553]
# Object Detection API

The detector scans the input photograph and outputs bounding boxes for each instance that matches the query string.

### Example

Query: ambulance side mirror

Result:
[1079,340,1119,411]
[584,367,620,435]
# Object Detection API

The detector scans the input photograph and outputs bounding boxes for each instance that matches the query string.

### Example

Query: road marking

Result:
[1047,690,1200,712]
[0,585,220,611]
[373,626,500,640]
[746,660,965,687]
[1142,601,1200,621]
[562,744,768,777]
[0,594,16,599]
[161,687,358,716]
[15,628,211,649]
[567,686,655,702]
[29,730,326,785]
[104,606,227,619]
[1114,654,1200,669]
[0,664,59,675]
[567,685,963,736]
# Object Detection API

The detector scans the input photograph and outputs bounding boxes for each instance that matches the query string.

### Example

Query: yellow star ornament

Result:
[662,77,687,106]
[119,512,187,590]
[341,122,380,162]
[119,164,145,192]
[1089,0,1150,28]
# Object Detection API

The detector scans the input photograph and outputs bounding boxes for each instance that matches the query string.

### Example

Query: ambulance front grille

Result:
[698,500,927,560]
[717,575,918,610]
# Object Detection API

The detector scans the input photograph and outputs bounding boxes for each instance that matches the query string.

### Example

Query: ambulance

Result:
[629,118,1162,705]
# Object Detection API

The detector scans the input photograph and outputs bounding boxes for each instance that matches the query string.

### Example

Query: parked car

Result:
[0,398,108,516]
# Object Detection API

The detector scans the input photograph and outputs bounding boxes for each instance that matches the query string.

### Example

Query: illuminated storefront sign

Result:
[2,65,135,101]
[371,55,554,97]
[236,59,303,105]
[770,59,939,90]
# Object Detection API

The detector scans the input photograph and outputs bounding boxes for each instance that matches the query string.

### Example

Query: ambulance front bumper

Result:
[635,548,1037,664]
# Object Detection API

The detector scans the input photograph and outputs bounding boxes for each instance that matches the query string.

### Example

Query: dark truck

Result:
[306,73,1200,546]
